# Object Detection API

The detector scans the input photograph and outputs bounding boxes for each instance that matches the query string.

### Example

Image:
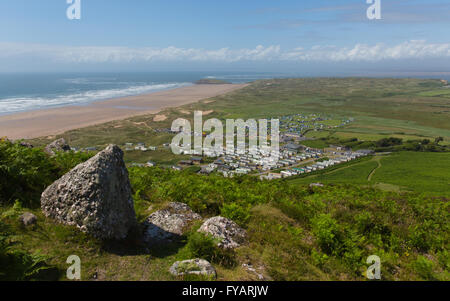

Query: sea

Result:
[0,72,448,115]
[0,72,292,115]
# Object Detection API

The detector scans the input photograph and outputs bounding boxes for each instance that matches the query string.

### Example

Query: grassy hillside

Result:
[0,141,449,281]
[0,142,450,280]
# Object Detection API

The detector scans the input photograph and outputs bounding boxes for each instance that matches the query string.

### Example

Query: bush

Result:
[0,140,93,207]
[0,141,56,206]
[412,256,437,280]
[51,151,93,175]
[311,214,343,255]
[0,220,59,280]
[185,232,219,260]
[184,232,236,267]
[311,214,364,271]
[376,137,403,147]
[220,202,251,227]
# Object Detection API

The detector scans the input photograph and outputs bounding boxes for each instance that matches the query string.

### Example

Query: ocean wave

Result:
[0,82,192,114]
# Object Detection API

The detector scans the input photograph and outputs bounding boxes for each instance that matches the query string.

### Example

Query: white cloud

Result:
[0,40,449,64]
[282,40,450,62]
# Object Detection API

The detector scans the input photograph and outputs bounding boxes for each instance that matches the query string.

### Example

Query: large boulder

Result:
[44,138,70,156]
[169,259,216,278]
[198,216,246,249]
[143,202,201,242]
[41,145,137,240]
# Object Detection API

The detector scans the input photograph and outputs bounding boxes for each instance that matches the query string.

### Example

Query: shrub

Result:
[409,220,446,252]
[0,220,59,280]
[0,141,56,206]
[184,232,235,267]
[311,214,343,255]
[51,151,93,175]
[0,140,92,207]
[412,256,437,280]
[220,202,251,227]
[185,232,219,260]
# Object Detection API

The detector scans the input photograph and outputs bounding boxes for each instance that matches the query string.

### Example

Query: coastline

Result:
[0,84,248,140]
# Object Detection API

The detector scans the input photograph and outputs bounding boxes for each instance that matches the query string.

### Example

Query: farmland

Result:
[288,152,450,197]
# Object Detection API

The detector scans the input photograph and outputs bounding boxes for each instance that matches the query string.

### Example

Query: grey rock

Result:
[44,138,71,156]
[143,202,201,242]
[198,216,246,249]
[310,183,324,187]
[41,145,137,240]
[242,263,265,280]
[169,259,216,278]
[19,212,37,226]
[20,142,34,148]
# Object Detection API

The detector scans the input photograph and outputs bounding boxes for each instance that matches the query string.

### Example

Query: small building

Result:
[284,132,303,140]
[356,149,375,155]
[190,156,203,165]
[280,170,292,178]
[214,159,225,165]
[281,135,294,143]
[146,161,156,167]
[284,143,302,152]
[179,160,193,166]
[199,166,215,175]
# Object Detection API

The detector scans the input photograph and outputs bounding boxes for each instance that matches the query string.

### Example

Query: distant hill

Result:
[195,78,231,85]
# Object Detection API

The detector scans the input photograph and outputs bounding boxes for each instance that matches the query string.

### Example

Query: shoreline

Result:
[0,84,248,140]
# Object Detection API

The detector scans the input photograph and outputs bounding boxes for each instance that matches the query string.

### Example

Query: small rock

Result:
[44,138,71,156]
[242,263,265,280]
[143,202,201,242]
[20,142,34,148]
[198,216,246,249]
[19,212,37,226]
[242,263,256,273]
[169,259,216,278]
[310,183,324,188]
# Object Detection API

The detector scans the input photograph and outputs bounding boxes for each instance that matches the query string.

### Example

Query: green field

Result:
[289,152,450,196]
[288,157,379,186]
[371,152,450,196]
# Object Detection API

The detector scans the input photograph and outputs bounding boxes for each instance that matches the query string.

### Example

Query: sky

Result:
[0,0,449,74]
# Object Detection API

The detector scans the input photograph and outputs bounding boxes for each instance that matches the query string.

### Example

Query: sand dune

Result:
[0,84,247,140]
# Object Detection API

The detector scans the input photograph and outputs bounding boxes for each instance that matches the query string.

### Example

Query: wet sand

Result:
[0,84,247,140]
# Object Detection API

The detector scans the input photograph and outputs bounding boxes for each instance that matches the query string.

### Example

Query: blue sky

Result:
[0,0,449,74]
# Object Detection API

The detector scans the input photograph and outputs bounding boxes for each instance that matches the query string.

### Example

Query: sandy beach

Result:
[0,84,247,140]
